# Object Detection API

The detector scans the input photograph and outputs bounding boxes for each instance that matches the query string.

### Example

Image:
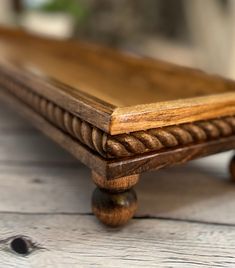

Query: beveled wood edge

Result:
[0,61,115,133]
[111,93,235,134]
[4,60,235,137]
[3,64,235,138]
[1,88,235,180]
[1,68,235,161]
[0,67,110,157]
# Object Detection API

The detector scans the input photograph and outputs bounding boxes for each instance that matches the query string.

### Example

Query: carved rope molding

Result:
[1,72,235,159]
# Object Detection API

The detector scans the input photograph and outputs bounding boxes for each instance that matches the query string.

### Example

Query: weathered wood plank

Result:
[0,214,235,268]
[138,152,235,224]
[0,152,234,226]
[0,166,92,213]
[0,102,78,164]
[0,133,77,164]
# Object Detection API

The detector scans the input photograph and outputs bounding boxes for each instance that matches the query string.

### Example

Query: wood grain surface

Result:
[1,27,235,134]
[1,102,235,267]
[1,214,235,268]
[1,88,235,180]
[3,67,235,162]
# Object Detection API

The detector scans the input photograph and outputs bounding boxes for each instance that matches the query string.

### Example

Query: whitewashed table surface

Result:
[0,102,235,268]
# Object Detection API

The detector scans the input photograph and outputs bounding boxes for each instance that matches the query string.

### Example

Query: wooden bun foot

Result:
[92,172,139,192]
[229,155,235,182]
[92,187,138,227]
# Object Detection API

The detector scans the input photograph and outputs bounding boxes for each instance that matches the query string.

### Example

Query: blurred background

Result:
[0,0,234,78]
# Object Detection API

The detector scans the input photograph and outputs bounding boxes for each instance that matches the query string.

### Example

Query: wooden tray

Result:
[1,27,235,227]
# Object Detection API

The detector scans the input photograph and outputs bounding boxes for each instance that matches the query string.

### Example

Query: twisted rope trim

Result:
[1,72,235,159]
[107,118,235,158]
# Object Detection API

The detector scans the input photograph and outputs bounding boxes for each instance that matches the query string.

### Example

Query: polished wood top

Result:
[1,27,235,134]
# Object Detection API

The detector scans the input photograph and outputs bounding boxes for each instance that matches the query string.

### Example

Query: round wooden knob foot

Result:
[92,187,138,227]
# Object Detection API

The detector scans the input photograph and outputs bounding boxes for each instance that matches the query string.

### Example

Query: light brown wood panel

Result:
[1,27,235,134]
[112,94,235,133]
[0,27,234,105]
[1,38,234,107]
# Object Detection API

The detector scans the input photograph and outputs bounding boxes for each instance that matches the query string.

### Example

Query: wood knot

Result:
[0,235,44,256]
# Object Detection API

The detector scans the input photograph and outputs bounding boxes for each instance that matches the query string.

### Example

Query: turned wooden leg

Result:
[91,172,139,227]
[229,155,235,182]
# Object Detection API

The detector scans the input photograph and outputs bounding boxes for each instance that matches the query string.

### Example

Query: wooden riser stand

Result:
[1,27,235,227]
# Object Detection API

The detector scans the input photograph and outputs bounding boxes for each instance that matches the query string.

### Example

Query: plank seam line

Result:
[0,211,93,216]
[135,215,235,227]
[0,211,234,227]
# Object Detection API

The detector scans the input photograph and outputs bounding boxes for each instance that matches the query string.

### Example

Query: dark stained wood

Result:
[0,62,114,133]
[107,117,235,158]
[1,87,235,180]
[92,172,139,192]
[107,137,235,179]
[1,60,235,161]
[0,88,108,177]
[91,172,139,226]
[92,187,138,227]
